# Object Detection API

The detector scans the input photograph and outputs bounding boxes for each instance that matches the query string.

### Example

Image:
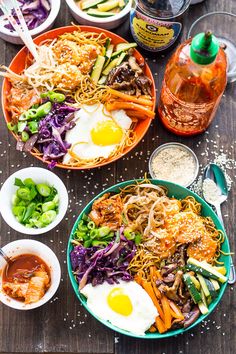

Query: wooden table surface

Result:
[0,1,236,353]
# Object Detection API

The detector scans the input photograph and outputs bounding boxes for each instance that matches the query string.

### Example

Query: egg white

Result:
[80,280,158,336]
[63,104,132,164]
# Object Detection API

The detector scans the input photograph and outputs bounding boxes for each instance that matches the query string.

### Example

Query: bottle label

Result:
[130,9,182,52]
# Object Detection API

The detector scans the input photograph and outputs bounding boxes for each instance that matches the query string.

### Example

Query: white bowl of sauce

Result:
[0,239,61,310]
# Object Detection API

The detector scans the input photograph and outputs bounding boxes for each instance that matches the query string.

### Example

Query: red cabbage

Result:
[37,102,78,165]
[3,0,51,31]
[70,229,136,290]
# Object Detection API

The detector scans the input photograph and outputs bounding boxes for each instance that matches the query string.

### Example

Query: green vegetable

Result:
[21,131,29,142]
[40,210,57,225]
[187,258,227,283]
[17,121,27,133]
[183,273,202,304]
[36,183,51,197]
[17,187,32,201]
[42,201,56,212]
[11,178,58,228]
[22,202,36,222]
[28,121,38,134]
[7,122,17,133]
[35,102,52,118]
[41,91,66,103]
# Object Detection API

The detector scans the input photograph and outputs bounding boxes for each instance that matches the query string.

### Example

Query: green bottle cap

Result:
[190,31,220,65]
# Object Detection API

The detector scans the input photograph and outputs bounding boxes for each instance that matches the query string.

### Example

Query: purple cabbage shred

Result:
[70,229,136,290]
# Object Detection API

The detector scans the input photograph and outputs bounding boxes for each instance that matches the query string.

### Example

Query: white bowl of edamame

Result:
[0,167,68,235]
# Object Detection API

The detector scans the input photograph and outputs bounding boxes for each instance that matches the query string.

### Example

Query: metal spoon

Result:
[203,163,236,284]
[0,248,11,264]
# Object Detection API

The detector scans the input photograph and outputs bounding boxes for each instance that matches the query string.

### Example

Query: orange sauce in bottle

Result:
[158,36,227,136]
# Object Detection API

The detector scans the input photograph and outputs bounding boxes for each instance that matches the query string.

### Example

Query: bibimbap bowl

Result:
[67,179,230,338]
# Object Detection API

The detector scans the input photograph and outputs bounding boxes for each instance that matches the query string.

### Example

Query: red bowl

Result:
[2,25,156,170]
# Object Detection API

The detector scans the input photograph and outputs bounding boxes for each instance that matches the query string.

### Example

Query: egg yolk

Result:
[91,120,123,146]
[107,288,133,316]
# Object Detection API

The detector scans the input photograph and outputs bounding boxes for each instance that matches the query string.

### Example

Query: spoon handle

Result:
[214,204,236,284]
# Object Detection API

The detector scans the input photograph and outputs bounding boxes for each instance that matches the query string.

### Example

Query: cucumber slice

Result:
[198,301,209,315]
[115,42,137,52]
[91,55,106,84]
[102,57,120,75]
[116,52,127,66]
[104,44,114,67]
[81,0,105,10]
[183,274,202,304]
[190,275,201,290]
[98,75,107,85]
[204,278,218,299]
[197,274,210,298]
[105,38,111,50]
[87,9,115,16]
[210,279,220,291]
[187,258,227,283]
[97,0,119,11]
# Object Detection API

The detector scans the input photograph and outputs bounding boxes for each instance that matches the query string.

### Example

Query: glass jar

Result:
[130,0,191,52]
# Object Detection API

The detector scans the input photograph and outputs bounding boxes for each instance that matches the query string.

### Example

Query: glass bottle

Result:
[158,32,227,135]
[130,0,191,52]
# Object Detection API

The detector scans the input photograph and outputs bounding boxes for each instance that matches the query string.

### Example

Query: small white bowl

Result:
[0,0,61,44]
[0,239,61,310]
[149,142,199,188]
[0,167,68,235]
[65,0,132,30]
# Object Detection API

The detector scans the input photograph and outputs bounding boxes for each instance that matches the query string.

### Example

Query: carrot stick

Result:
[149,325,157,333]
[106,102,155,119]
[108,88,154,107]
[155,316,167,334]
[161,295,172,330]
[169,300,184,320]
[141,281,165,321]
[124,110,151,120]
[150,266,162,299]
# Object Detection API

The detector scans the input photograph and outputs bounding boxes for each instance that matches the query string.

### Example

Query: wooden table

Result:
[0,1,236,353]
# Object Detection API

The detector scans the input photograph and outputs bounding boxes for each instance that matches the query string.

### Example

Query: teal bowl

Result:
[67,179,230,338]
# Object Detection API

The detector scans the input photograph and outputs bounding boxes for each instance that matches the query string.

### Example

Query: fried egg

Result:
[80,280,158,335]
[63,104,132,164]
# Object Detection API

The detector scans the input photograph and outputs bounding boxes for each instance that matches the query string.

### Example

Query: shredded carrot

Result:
[108,88,153,107]
[124,110,151,120]
[149,325,157,333]
[155,270,162,280]
[134,273,143,285]
[169,300,184,320]
[155,316,167,334]
[105,102,155,119]
[161,295,172,330]
[150,266,162,299]
[141,280,165,321]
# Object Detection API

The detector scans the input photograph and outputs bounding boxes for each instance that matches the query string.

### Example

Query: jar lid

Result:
[138,0,191,19]
[190,31,220,65]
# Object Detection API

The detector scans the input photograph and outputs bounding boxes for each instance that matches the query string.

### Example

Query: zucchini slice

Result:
[187,258,227,283]
[197,274,210,297]
[183,273,202,304]
[91,55,106,84]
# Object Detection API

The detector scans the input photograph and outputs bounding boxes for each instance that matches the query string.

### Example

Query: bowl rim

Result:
[0,239,61,310]
[148,142,199,187]
[0,167,68,235]
[1,25,156,170]
[67,179,230,339]
[0,0,61,38]
[65,0,132,23]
